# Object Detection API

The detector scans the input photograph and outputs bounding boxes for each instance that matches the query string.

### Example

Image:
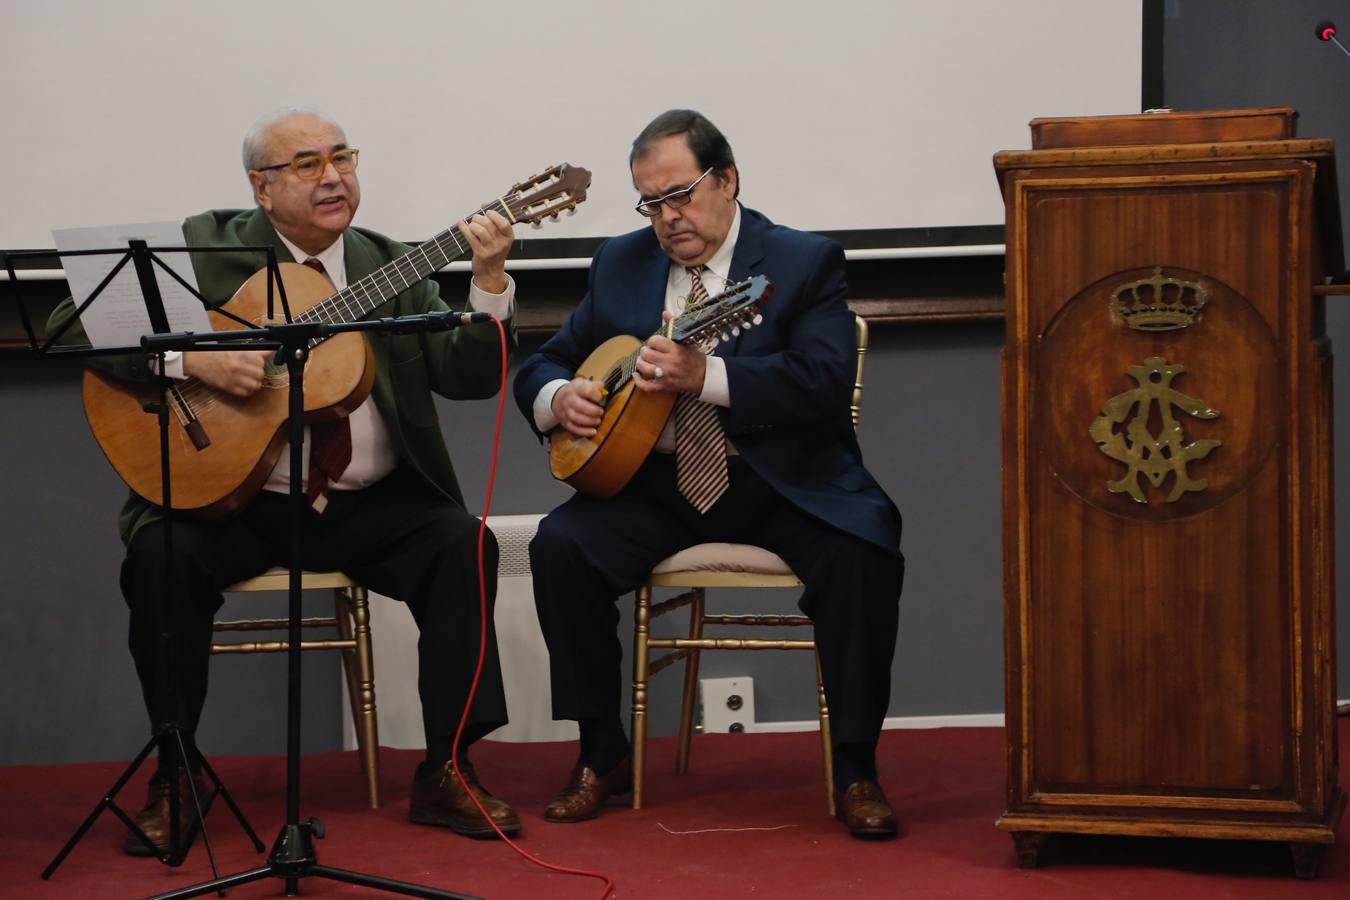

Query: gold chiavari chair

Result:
[630,315,871,815]
[212,568,380,807]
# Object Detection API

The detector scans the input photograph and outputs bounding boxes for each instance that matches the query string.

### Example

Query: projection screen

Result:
[2,1,1142,258]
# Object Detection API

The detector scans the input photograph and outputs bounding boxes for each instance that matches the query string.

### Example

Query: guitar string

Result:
[171,229,475,418]
[162,186,570,430]
[165,383,193,427]
[178,266,742,439]
[166,203,494,418]
[599,280,755,397]
[303,193,536,326]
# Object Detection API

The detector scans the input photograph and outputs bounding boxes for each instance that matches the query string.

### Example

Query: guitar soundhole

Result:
[260,354,294,388]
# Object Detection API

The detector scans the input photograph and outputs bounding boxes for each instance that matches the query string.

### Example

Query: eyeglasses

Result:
[634,167,714,217]
[257,148,360,180]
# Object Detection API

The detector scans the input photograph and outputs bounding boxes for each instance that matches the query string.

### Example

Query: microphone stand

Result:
[144,310,481,900]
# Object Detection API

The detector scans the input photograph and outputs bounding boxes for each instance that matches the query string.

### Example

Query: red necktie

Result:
[301,257,351,513]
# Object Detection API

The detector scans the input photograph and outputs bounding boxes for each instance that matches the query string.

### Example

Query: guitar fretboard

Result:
[600,289,750,395]
[296,198,513,332]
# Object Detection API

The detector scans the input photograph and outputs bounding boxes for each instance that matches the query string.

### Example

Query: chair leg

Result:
[334,590,362,765]
[675,588,705,775]
[631,584,653,810]
[346,586,381,808]
[815,650,835,817]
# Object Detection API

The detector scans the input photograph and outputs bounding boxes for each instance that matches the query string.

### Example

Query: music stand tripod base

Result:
[144,312,484,899]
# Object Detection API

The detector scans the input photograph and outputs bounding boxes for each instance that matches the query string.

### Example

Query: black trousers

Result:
[529,454,903,755]
[122,468,507,766]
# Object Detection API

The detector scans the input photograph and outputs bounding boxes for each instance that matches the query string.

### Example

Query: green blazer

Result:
[49,207,516,545]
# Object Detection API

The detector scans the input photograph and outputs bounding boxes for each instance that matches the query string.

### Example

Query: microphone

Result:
[441,311,494,327]
[383,311,495,333]
[434,311,494,325]
[1316,20,1350,58]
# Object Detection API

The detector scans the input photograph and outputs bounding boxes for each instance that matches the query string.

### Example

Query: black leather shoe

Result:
[544,756,633,823]
[834,779,898,838]
[408,760,521,838]
[122,769,212,857]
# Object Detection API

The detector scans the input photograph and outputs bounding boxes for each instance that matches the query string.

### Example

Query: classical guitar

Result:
[83,163,592,516]
[548,274,773,498]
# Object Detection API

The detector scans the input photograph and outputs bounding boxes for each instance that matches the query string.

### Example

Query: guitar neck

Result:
[298,198,512,326]
[601,309,710,395]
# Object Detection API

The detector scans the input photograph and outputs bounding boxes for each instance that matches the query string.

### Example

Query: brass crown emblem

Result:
[1109,267,1208,331]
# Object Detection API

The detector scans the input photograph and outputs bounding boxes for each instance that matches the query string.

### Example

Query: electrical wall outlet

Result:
[699,676,755,733]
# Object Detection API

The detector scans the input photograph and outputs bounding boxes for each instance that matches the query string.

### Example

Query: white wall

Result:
[3,0,1140,249]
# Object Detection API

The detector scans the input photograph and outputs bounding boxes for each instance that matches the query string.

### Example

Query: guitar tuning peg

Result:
[720,330,731,342]
[752,313,763,325]
[730,326,740,336]
[566,206,577,216]
[550,213,559,221]
[741,318,753,330]
[531,221,544,229]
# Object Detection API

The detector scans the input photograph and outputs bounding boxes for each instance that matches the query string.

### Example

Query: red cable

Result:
[448,315,615,899]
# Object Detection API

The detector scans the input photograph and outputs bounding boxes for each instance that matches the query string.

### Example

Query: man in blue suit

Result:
[514,110,904,837]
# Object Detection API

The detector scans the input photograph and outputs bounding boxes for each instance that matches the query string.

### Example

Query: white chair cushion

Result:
[651,543,795,576]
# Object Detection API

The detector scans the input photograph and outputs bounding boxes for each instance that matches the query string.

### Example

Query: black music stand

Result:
[141,311,482,900]
[10,242,483,898]
[9,240,272,880]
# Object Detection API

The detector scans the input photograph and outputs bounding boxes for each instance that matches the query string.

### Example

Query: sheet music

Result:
[53,220,211,349]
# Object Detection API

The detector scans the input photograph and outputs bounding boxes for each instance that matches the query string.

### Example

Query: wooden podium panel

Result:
[1029,105,1297,149]
[993,112,1343,877]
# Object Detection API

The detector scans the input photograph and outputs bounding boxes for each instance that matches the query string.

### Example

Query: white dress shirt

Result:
[532,205,741,453]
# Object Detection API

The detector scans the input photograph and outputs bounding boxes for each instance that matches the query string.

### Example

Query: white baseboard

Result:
[750,703,1350,735]
[748,712,1004,734]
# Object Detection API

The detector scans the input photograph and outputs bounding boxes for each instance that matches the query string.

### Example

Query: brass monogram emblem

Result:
[1089,357,1221,503]
[1109,266,1209,331]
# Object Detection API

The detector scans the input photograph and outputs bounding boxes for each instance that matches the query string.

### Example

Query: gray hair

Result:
[241,107,346,172]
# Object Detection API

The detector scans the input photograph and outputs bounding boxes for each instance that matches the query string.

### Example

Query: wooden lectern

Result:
[993,108,1344,877]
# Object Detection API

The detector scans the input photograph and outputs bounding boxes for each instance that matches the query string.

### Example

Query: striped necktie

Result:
[301,257,350,513]
[674,266,729,513]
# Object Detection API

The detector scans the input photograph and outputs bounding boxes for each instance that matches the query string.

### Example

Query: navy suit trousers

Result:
[121,468,506,765]
[529,453,903,752]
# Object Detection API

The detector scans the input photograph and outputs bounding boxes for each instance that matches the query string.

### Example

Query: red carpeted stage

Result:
[4,724,1347,898]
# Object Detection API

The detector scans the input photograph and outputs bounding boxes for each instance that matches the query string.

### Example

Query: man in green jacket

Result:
[52,108,522,851]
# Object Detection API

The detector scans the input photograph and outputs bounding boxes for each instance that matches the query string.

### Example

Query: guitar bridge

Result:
[169,384,212,451]
[184,420,211,451]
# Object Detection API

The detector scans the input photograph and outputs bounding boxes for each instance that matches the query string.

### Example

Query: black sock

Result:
[156,733,201,775]
[578,717,629,775]
[418,741,474,780]
[832,744,877,790]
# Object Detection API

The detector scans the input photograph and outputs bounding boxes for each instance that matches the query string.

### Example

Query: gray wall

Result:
[0,322,1006,765]
[5,0,1350,766]
[0,355,344,763]
[1164,0,1350,241]
[1162,0,1350,684]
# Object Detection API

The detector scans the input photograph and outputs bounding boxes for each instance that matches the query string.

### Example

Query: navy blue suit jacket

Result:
[514,206,901,553]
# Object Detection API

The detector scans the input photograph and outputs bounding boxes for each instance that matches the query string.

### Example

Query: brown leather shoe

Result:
[834,779,898,838]
[544,756,633,823]
[122,769,212,857]
[408,760,520,838]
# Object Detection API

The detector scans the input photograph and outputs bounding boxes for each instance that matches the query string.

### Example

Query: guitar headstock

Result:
[501,164,592,228]
[673,274,773,345]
